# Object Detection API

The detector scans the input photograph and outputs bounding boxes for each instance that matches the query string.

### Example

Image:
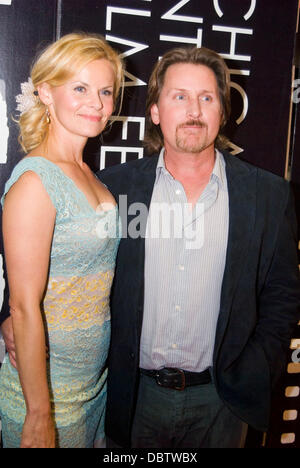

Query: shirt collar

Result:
[213,149,226,187]
[156,148,167,172]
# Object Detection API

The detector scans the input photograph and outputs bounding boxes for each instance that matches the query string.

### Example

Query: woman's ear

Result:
[37,83,52,106]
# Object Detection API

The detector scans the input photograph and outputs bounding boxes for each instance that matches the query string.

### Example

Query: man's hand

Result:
[0,315,17,368]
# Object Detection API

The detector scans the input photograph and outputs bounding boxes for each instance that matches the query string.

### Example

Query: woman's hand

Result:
[21,412,56,448]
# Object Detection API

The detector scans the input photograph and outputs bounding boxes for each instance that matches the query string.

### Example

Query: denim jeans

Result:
[130,373,248,448]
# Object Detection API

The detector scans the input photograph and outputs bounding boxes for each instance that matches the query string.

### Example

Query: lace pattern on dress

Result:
[0,157,120,447]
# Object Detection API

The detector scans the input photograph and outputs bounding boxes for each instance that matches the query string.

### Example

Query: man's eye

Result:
[175,94,185,100]
[201,95,211,102]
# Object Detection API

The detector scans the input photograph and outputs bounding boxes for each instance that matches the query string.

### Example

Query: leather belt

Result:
[140,367,211,391]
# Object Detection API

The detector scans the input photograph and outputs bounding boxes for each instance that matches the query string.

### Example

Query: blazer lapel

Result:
[126,156,158,334]
[130,156,158,231]
[214,154,257,356]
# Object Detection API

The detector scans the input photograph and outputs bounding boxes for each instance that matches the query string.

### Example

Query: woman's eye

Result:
[101,89,113,96]
[74,86,86,93]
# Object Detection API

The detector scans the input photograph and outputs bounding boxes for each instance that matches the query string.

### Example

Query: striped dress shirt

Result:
[140,148,229,372]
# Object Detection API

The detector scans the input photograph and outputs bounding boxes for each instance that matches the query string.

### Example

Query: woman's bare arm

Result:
[2,170,56,448]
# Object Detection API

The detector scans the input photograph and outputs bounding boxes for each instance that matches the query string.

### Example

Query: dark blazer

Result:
[99,150,300,448]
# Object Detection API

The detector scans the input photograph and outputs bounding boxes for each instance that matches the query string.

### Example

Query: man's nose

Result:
[187,98,202,119]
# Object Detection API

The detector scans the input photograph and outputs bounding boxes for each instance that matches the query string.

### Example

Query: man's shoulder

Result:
[222,150,288,188]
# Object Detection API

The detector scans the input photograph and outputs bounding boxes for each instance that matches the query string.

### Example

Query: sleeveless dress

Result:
[0,157,120,448]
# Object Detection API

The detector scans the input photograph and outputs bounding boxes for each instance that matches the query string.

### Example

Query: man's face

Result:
[151,63,222,156]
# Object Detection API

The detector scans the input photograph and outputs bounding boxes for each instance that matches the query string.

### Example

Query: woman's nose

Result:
[89,91,103,110]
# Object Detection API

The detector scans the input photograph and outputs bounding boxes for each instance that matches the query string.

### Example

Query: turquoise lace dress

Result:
[0,157,120,448]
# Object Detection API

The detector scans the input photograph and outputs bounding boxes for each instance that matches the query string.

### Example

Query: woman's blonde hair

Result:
[18,32,124,153]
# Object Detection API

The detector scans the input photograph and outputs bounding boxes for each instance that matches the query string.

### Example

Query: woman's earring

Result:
[45,108,51,124]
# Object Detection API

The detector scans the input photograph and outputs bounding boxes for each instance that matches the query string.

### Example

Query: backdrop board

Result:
[58,0,298,176]
[291,28,300,243]
[0,0,58,378]
[0,0,299,449]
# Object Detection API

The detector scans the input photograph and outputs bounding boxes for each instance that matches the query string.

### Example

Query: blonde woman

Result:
[0,33,123,448]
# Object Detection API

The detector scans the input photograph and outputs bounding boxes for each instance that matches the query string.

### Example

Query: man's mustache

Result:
[177,120,207,128]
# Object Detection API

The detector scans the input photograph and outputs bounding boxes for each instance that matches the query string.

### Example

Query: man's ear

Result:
[150,103,160,125]
[37,83,53,106]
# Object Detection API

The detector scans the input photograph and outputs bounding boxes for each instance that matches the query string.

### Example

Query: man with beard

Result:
[1,46,300,448]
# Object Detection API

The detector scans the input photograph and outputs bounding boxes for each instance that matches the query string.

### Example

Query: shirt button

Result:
[175,189,182,195]
[172,344,177,349]
[175,305,181,311]
[178,265,185,271]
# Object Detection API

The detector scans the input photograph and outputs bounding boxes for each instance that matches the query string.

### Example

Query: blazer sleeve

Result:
[255,185,300,387]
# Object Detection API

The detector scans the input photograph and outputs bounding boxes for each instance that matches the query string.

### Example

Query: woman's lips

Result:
[79,114,102,122]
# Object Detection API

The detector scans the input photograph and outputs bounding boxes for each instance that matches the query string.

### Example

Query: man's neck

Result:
[162,145,217,206]
[163,145,216,181]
